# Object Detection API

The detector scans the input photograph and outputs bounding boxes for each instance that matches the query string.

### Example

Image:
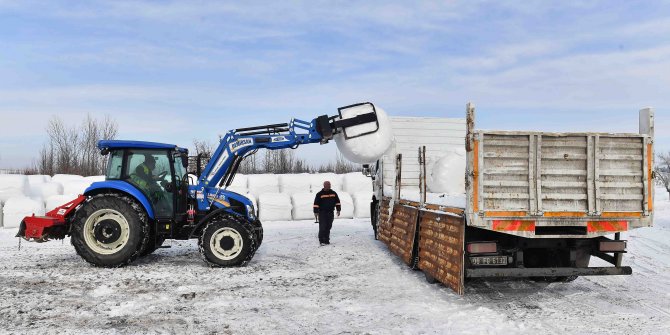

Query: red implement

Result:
[17,195,87,242]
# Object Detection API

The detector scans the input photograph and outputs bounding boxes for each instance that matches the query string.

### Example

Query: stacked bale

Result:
[2,197,45,228]
[352,192,373,218]
[309,173,343,193]
[248,174,280,199]
[258,193,292,221]
[0,175,29,204]
[279,174,311,196]
[290,193,316,221]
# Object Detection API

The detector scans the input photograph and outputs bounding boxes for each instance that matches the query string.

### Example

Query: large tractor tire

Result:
[251,219,264,247]
[199,214,257,267]
[71,194,149,268]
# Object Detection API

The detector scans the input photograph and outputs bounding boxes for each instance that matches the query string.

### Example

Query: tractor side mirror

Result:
[181,152,189,169]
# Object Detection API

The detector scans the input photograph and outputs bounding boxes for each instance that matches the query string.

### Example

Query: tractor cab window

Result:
[106,150,123,179]
[124,150,174,217]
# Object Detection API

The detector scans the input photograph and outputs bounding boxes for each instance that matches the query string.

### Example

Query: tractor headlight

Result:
[246,205,256,220]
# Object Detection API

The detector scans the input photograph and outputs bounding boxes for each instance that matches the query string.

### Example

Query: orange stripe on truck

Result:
[492,220,535,232]
[543,212,586,217]
[601,212,642,218]
[648,143,653,212]
[587,221,628,232]
[473,140,479,213]
[485,211,527,217]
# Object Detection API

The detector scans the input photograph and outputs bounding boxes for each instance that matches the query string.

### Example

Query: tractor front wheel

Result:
[71,194,148,267]
[199,217,256,267]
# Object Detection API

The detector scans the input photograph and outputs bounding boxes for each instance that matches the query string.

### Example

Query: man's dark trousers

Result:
[318,211,334,244]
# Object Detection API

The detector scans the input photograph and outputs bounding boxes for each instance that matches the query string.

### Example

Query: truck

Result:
[366,103,655,294]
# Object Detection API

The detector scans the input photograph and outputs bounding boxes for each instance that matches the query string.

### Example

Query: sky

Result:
[0,0,669,169]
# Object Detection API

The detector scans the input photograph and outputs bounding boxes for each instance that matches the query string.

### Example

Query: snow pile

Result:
[62,180,94,195]
[335,105,394,164]
[29,182,64,200]
[2,197,45,228]
[0,175,29,204]
[258,193,292,221]
[279,174,312,196]
[352,192,373,218]
[309,173,343,193]
[291,193,316,220]
[337,192,355,219]
[46,195,79,211]
[342,172,373,194]
[428,148,467,194]
[226,174,248,195]
[248,174,279,198]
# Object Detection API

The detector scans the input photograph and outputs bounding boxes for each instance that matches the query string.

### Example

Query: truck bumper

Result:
[466,266,632,278]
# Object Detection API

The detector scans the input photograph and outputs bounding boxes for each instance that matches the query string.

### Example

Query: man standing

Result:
[313,181,341,246]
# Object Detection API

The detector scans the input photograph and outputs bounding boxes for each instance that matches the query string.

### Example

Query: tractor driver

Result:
[130,154,172,213]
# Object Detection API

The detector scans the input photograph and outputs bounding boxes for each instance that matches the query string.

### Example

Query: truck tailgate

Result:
[466,108,654,238]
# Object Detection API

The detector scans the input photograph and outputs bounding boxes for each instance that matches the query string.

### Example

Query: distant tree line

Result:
[191,139,361,175]
[23,115,118,176]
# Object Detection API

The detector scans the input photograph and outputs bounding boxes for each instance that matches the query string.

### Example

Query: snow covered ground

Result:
[1,195,669,334]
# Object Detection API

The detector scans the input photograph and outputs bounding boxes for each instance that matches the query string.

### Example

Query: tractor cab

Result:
[98,140,190,222]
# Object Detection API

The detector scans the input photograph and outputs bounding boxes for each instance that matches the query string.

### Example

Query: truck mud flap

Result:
[417,211,465,295]
[466,266,632,278]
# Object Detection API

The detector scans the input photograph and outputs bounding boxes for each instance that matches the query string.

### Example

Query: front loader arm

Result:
[197,102,379,190]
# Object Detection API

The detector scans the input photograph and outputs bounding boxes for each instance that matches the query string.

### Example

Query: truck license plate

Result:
[470,256,508,266]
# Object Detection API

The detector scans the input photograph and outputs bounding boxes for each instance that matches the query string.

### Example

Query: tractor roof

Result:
[98,140,188,153]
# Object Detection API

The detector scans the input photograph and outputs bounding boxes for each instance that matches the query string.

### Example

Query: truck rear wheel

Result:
[71,194,148,268]
[199,215,256,267]
[371,200,379,240]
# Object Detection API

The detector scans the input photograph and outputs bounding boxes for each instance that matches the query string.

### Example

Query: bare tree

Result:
[656,152,670,201]
[34,114,118,176]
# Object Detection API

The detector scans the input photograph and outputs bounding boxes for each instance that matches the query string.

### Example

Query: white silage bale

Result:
[279,174,312,196]
[248,174,279,198]
[0,203,3,228]
[342,172,373,194]
[428,148,467,195]
[353,192,373,218]
[337,192,355,219]
[291,193,317,220]
[63,180,94,195]
[45,194,79,211]
[2,197,45,228]
[84,175,106,183]
[27,175,50,185]
[309,173,343,193]
[226,174,248,194]
[29,182,64,199]
[52,174,84,184]
[258,193,292,221]
[335,105,394,164]
[0,175,29,204]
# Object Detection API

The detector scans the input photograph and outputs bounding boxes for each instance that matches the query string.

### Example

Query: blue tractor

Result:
[18,103,380,267]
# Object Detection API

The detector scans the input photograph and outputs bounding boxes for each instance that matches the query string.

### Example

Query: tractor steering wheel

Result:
[156,171,168,180]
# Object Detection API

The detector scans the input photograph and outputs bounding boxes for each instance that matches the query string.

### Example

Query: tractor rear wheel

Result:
[71,194,148,267]
[199,215,256,267]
